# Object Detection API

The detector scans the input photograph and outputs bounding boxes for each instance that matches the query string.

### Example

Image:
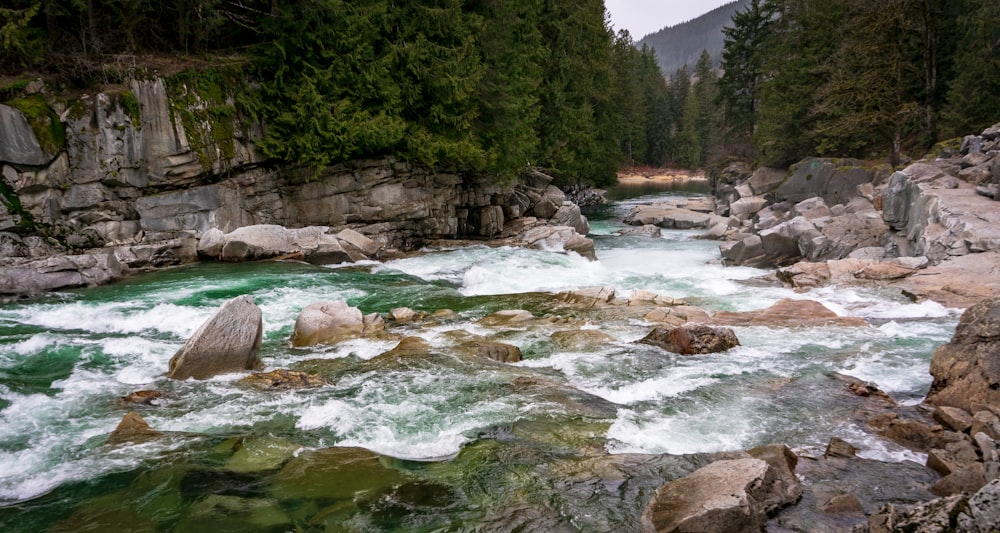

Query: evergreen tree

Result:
[666,66,690,164]
[943,0,1000,135]
[639,45,671,167]
[610,29,647,167]
[675,85,702,168]
[693,50,720,166]
[814,0,922,167]
[469,0,543,182]
[536,0,616,185]
[718,0,776,157]
[754,0,845,167]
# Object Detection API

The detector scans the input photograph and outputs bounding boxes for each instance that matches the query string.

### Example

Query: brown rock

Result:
[120,390,162,405]
[825,437,858,459]
[926,298,1000,413]
[934,406,974,433]
[971,410,1000,441]
[389,307,420,323]
[639,324,740,355]
[378,336,432,359]
[709,298,869,327]
[821,493,864,514]
[462,341,522,363]
[642,308,687,327]
[931,463,987,496]
[290,300,366,347]
[168,295,264,380]
[927,440,980,476]
[478,309,534,326]
[238,369,330,390]
[106,412,160,445]
[874,416,967,453]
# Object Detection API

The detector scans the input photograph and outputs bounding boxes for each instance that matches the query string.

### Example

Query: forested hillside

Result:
[0,0,673,186]
[637,0,750,75]
[714,0,1000,169]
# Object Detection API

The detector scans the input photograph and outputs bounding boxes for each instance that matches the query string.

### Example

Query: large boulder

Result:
[640,324,740,355]
[0,252,125,297]
[167,295,264,380]
[519,226,596,261]
[290,300,382,347]
[926,297,1000,413]
[641,456,800,533]
[775,158,875,206]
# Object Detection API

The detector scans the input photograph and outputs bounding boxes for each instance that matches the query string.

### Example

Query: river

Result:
[0,181,959,531]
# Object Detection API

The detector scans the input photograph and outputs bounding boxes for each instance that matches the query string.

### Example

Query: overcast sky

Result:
[605,0,733,40]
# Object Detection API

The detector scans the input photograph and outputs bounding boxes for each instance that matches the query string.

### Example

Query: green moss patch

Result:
[7,95,65,155]
[164,66,248,173]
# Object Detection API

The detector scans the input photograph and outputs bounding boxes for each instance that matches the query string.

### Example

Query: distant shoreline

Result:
[616,168,707,184]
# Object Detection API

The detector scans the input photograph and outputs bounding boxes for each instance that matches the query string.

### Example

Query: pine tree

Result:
[470,0,543,182]
[675,85,702,169]
[755,0,845,167]
[693,50,720,166]
[943,0,1000,135]
[639,45,671,167]
[718,0,776,157]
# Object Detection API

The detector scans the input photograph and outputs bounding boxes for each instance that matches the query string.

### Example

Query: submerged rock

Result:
[167,295,263,380]
[271,447,406,500]
[173,494,292,532]
[639,324,740,355]
[926,297,1000,413]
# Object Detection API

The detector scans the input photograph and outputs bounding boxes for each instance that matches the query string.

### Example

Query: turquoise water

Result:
[0,184,958,531]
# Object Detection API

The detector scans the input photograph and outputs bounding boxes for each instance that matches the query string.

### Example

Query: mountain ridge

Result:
[637,0,751,75]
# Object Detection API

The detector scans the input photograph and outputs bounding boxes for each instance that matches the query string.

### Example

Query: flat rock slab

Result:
[709,298,869,328]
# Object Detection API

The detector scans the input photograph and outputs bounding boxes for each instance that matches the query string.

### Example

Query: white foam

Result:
[605,407,750,455]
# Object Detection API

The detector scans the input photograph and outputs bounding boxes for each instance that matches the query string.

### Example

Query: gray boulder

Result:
[641,456,799,533]
[167,295,264,380]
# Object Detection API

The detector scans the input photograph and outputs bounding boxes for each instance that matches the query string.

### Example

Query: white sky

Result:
[605,0,734,40]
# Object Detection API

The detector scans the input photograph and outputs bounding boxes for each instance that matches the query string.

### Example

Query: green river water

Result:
[0,182,959,531]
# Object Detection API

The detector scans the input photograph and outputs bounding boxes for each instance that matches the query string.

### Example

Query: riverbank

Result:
[617,167,707,184]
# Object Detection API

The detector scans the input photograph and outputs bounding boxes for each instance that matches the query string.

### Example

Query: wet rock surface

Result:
[167,295,264,380]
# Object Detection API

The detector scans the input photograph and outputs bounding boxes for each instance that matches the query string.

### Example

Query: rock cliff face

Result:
[0,78,591,297]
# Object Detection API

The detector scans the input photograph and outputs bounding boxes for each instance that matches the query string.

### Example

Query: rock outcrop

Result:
[0,80,595,296]
[926,297,1000,413]
[167,295,264,380]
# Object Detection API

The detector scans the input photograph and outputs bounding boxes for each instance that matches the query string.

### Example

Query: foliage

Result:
[165,66,247,172]
[0,2,44,69]
[713,0,988,168]
[942,0,1000,136]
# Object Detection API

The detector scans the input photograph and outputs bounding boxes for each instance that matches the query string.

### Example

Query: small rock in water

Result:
[824,437,858,459]
[120,390,162,405]
[238,369,330,390]
[464,341,522,363]
[106,412,160,445]
[639,324,740,355]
